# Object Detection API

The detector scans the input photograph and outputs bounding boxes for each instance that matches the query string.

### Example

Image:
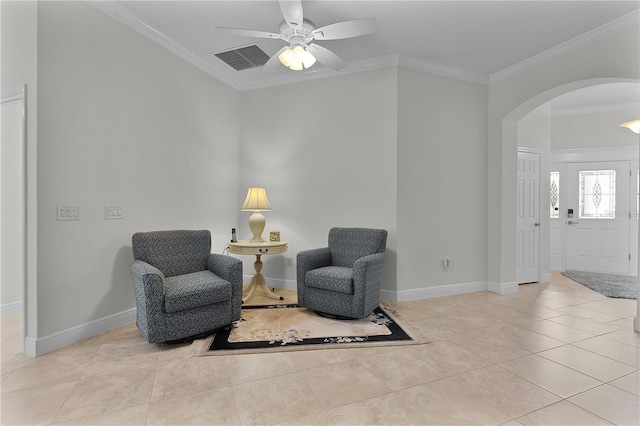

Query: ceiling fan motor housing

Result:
[280,19,317,46]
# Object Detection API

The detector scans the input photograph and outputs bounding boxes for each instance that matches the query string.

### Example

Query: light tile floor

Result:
[1,273,639,425]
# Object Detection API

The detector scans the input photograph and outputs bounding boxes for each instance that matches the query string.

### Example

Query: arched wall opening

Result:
[501,77,640,331]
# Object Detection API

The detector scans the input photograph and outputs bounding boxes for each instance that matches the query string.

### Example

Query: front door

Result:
[565,161,631,274]
[516,150,540,284]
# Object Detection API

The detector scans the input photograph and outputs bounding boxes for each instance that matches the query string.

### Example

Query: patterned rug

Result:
[201,303,425,355]
[562,270,638,299]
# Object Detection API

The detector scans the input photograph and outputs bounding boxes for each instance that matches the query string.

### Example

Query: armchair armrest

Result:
[352,252,386,289]
[130,260,166,341]
[207,253,243,285]
[130,259,164,280]
[297,247,331,281]
[208,254,243,319]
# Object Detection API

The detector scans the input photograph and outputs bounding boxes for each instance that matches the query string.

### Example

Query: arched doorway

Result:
[503,78,640,332]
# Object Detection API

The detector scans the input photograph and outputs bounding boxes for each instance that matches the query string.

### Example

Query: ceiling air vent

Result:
[214,45,270,71]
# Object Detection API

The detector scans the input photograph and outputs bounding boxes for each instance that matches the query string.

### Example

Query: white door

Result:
[565,161,631,274]
[517,150,540,283]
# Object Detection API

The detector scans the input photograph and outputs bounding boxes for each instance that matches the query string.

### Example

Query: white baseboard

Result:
[25,308,136,357]
[380,281,490,303]
[265,276,522,303]
[0,300,22,318]
[243,275,297,291]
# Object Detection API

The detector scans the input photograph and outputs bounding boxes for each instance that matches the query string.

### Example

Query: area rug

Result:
[201,302,425,355]
[562,270,638,299]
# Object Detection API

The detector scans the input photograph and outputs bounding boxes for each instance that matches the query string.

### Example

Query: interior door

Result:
[565,161,631,275]
[516,150,540,284]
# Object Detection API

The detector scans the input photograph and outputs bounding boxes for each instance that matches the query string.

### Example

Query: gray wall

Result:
[2,1,638,346]
[397,67,488,292]
[487,23,640,289]
[552,108,640,149]
[1,0,38,336]
[35,1,241,335]
[239,68,398,290]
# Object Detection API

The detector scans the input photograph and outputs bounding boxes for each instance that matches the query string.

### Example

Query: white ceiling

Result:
[95,1,640,107]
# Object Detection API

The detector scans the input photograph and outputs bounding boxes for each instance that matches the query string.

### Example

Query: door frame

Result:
[517,147,543,284]
[1,86,28,353]
[552,146,639,276]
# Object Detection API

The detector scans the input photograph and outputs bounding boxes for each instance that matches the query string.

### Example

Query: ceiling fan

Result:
[216,0,376,71]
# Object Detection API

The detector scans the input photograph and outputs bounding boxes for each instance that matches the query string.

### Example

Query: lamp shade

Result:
[620,119,640,134]
[241,187,272,211]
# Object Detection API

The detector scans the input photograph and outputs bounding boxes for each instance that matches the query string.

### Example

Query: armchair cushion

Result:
[164,270,232,314]
[305,266,354,294]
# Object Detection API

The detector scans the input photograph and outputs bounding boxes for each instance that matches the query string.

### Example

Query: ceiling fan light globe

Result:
[278,48,294,67]
[620,119,640,134]
[289,61,304,71]
[302,50,316,68]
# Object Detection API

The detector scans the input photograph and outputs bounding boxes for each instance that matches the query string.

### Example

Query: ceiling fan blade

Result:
[312,18,377,40]
[216,27,281,39]
[279,0,304,31]
[307,43,346,71]
[262,46,288,72]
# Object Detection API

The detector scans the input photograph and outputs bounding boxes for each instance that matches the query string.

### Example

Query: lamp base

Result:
[248,211,266,243]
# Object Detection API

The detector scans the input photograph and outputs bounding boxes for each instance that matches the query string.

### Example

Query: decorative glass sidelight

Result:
[550,171,560,218]
[579,170,616,219]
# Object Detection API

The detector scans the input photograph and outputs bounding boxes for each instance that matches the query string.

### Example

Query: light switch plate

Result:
[57,205,80,221]
[105,205,124,220]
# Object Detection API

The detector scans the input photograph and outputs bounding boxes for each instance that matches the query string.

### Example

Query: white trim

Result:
[551,102,640,118]
[398,55,489,85]
[552,146,639,163]
[244,275,297,291]
[490,11,640,85]
[25,308,136,357]
[262,276,514,303]
[488,281,519,294]
[0,301,22,318]
[87,0,239,90]
[380,281,491,303]
[88,2,638,91]
[1,86,28,357]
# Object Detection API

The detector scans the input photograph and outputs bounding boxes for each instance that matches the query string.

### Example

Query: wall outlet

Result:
[285,256,293,267]
[105,205,124,220]
[57,205,80,221]
[443,257,451,271]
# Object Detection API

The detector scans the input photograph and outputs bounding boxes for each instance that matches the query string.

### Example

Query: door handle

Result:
[568,220,579,225]
[534,222,540,227]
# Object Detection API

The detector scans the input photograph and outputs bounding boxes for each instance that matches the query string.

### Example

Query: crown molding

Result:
[551,102,640,117]
[398,55,489,85]
[490,10,640,85]
[88,1,487,91]
[90,1,638,91]
[87,0,241,90]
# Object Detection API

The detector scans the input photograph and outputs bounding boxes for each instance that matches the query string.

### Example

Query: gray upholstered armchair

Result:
[130,230,243,343]
[297,227,388,319]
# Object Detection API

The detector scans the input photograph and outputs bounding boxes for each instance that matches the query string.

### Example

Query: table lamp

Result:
[241,187,272,243]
